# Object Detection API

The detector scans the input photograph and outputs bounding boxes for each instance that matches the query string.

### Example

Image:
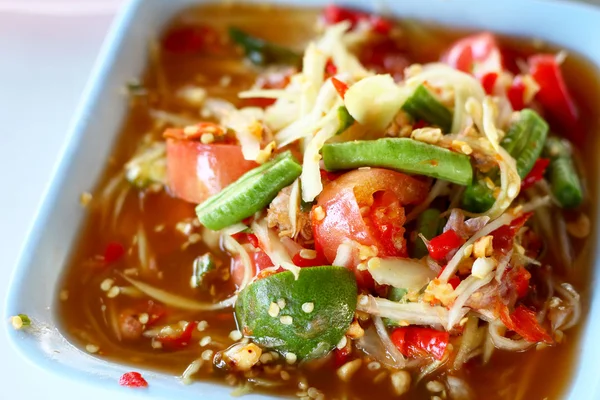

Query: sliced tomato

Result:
[528,54,580,138]
[442,32,502,79]
[165,139,257,204]
[499,304,553,344]
[241,68,294,108]
[360,38,410,80]
[390,327,449,360]
[313,168,428,287]
[507,75,526,111]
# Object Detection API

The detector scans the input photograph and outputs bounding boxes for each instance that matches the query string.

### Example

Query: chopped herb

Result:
[229,27,301,66]
[11,314,31,330]
[335,106,355,135]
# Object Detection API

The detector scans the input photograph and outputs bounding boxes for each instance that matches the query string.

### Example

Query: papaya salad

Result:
[53,4,595,400]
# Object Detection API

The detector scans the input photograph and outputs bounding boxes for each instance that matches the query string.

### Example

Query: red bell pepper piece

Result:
[521,158,550,190]
[426,229,465,261]
[529,54,579,134]
[119,372,148,388]
[499,304,553,344]
[391,327,449,360]
[104,241,125,264]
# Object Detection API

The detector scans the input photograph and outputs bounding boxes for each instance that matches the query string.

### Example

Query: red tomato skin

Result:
[231,250,274,288]
[442,32,502,79]
[313,169,428,286]
[507,75,526,111]
[391,327,449,360]
[165,140,257,204]
[529,54,579,134]
[119,372,148,388]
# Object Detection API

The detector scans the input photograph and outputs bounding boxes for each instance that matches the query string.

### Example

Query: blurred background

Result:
[0,0,598,399]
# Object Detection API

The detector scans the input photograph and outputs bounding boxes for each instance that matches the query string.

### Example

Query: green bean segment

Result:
[544,137,583,209]
[401,84,453,133]
[196,152,302,230]
[322,138,473,185]
[229,27,301,66]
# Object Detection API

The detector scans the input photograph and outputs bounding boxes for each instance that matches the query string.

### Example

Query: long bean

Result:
[413,208,443,258]
[322,138,473,185]
[401,84,453,133]
[544,137,583,209]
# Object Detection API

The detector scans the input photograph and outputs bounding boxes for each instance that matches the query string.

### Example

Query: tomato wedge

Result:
[313,168,428,287]
[165,139,257,204]
[442,32,502,79]
[391,327,449,360]
[528,54,580,138]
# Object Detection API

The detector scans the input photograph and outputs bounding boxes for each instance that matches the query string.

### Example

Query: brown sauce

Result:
[56,3,600,399]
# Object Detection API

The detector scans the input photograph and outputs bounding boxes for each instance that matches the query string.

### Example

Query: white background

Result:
[0,0,598,399]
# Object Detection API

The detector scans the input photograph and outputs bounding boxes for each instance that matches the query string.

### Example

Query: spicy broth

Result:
[57,3,600,399]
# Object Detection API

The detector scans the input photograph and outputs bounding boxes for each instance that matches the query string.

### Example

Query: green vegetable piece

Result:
[544,137,583,209]
[413,208,442,258]
[336,106,355,135]
[462,109,549,212]
[191,253,217,288]
[500,109,549,178]
[11,314,31,330]
[461,177,497,213]
[322,138,473,186]
[235,266,357,360]
[401,84,453,133]
[196,151,301,230]
[229,27,301,66]
[388,287,408,302]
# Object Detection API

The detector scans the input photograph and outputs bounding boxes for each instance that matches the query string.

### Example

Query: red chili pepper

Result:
[323,5,392,34]
[333,346,351,367]
[292,251,328,268]
[325,59,338,77]
[390,327,449,360]
[481,72,498,95]
[331,77,349,99]
[448,276,461,289]
[119,371,148,388]
[162,26,219,54]
[246,233,260,249]
[521,158,550,190]
[511,267,532,298]
[490,212,532,254]
[156,321,198,349]
[529,54,579,136]
[426,230,465,261]
[104,242,125,264]
[499,304,553,344]
[507,75,526,111]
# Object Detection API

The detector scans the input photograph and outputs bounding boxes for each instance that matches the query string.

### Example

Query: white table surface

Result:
[1,1,599,399]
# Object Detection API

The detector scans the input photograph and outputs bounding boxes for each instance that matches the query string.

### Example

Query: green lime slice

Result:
[235,266,357,360]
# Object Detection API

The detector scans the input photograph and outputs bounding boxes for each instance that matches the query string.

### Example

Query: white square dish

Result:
[5,0,600,399]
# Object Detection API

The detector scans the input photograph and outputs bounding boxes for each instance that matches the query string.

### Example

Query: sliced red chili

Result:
[119,371,148,388]
[426,230,465,261]
[292,251,328,268]
[331,77,349,99]
[325,59,338,77]
[499,304,553,344]
[156,321,198,349]
[247,233,260,249]
[521,158,550,190]
[104,242,125,264]
[481,72,498,95]
[391,327,449,360]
